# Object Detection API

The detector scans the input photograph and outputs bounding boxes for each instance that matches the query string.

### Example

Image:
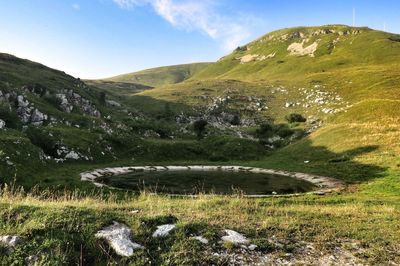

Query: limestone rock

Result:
[288,41,318,57]
[152,224,176,238]
[221,229,250,245]
[95,222,143,257]
[192,236,209,244]
[106,100,121,107]
[64,151,80,160]
[0,235,21,248]
[30,108,48,125]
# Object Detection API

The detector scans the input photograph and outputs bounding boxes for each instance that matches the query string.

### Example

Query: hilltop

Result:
[103,62,211,87]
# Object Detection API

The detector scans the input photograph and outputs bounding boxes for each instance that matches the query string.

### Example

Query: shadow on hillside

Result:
[259,140,386,183]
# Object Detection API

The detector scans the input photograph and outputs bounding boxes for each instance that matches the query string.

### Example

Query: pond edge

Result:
[80,165,345,197]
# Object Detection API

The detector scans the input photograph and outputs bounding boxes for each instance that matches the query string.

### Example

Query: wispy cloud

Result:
[112,0,262,51]
[72,3,80,10]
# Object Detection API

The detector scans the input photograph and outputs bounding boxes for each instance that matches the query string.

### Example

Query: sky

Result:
[0,0,399,79]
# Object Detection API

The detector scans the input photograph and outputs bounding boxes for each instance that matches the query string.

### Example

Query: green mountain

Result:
[138,25,400,174]
[1,26,400,265]
[103,62,211,87]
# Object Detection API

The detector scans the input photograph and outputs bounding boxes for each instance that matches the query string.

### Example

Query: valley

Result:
[0,25,399,265]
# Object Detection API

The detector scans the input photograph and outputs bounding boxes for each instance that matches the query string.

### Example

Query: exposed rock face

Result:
[152,224,176,238]
[0,119,5,129]
[95,222,144,257]
[237,53,276,63]
[15,95,48,125]
[30,108,48,125]
[288,41,318,57]
[56,90,100,117]
[221,229,250,245]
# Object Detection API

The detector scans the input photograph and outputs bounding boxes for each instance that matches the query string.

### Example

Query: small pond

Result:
[96,170,317,195]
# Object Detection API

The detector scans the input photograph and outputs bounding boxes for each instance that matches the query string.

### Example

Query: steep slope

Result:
[104,62,211,87]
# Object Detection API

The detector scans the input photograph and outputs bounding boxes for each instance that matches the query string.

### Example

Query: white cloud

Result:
[72,3,80,10]
[112,0,262,52]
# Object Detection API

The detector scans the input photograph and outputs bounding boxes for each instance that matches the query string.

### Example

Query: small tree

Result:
[285,113,306,123]
[193,120,208,140]
[256,123,274,138]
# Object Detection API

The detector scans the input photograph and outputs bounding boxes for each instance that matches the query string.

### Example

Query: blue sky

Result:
[0,0,399,79]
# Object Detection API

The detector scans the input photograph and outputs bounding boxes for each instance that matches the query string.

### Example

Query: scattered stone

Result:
[152,224,176,238]
[221,229,250,245]
[95,222,143,257]
[192,236,209,244]
[106,100,121,107]
[285,102,294,108]
[0,235,21,249]
[25,255,39,265]
[248,244,258,251]
[64,151,80,160]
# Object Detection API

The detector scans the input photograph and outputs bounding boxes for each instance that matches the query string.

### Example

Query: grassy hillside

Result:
[1,25,400,264]
[137,25,400,172]
[192,25,400,83]
[104,63,212,87]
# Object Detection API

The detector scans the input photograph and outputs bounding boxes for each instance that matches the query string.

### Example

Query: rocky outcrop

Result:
[288,41,318,57]
[56,90,100,117]
[30,108,48,125]
[95,222,144,257]
[15,95,48,125]
[236,52,276,63]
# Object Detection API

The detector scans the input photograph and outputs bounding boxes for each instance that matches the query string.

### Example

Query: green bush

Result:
[26,126,59,157]
[285,113,306,123]
[255,123,274,138]
[193,120,208,139]
[0,103,21,129]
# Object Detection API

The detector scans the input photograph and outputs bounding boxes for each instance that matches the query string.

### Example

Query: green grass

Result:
[0,171,399,265]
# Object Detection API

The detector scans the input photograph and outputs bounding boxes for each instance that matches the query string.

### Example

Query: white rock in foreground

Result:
[152,224,176,238]
[221,230,250,245]
[0,235,21,248]
[192,236,209,244]
[95,222,143,257]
